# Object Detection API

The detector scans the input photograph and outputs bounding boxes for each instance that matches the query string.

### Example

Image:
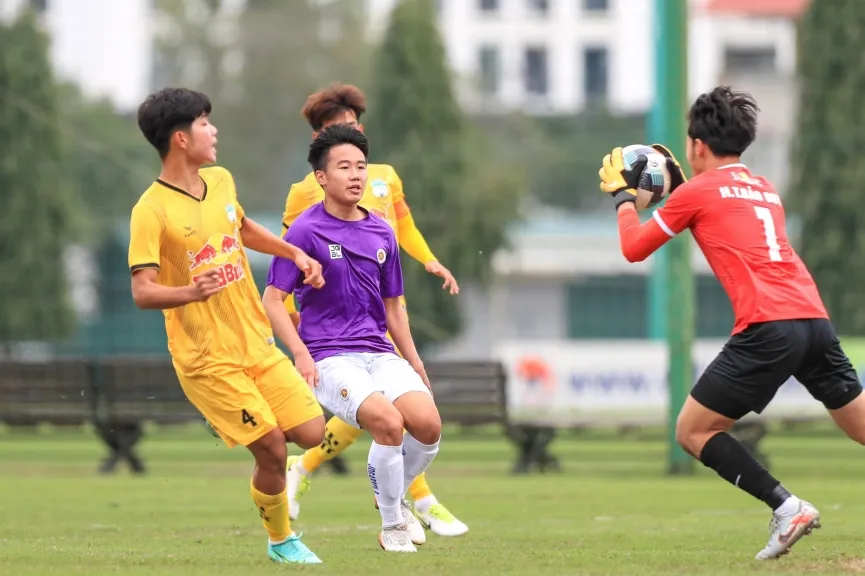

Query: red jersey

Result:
[621,163,827,335]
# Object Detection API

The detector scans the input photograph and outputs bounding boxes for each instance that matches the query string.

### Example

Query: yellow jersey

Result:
[128,166,275,375]
[282,164,409,234]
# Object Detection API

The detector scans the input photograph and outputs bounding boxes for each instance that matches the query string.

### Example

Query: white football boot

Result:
[416,502,469,537]
[378,524,417,553]
[285,455,310,521]
[401,498,427,545]
[755,500,821,560]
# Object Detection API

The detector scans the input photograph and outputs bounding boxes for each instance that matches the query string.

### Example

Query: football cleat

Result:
[416,502,469,537]
[755,500,821,560]
[378,524,417,553]
[268,533,322,564]
[401,498,426,545]
[285,455,311,521]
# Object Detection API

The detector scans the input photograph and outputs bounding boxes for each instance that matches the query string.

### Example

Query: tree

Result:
[154,0,371,210]
[789,0,865,334]
[524,112,647,211]
[0,11,77,341]
[57,84,156,240]
[365,0,523,349]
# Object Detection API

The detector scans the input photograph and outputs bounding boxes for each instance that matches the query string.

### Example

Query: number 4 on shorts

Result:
[241,408,258,427]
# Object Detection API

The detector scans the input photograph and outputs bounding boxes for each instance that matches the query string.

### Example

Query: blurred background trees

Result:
[790,0,865,334]
[364,0,523,348]
[0,12,77,342]
[0,0,690,349]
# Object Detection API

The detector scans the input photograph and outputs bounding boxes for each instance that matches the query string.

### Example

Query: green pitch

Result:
[0,425,863,575]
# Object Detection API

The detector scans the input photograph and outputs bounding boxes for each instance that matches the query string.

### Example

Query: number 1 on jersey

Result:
[754,206,782,262]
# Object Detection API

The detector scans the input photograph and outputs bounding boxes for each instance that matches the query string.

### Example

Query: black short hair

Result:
[687,86,758,157]
[307,125,370,171]
[137,88,212,158]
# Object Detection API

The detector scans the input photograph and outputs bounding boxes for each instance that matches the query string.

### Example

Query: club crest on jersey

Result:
[329,244,343,259]
[226,204,237,222]
[376,248,387,264]
[732,172,762,187]
[371,179,389,198]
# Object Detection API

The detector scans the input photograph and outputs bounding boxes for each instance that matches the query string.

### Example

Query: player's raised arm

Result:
[128,202,220,309]
[392,173,459,295]
[239,216,324,288]
[599,146,688,263]
[614,204,672,263]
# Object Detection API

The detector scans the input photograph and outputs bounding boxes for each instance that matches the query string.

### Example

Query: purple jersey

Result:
[267,202,404,361]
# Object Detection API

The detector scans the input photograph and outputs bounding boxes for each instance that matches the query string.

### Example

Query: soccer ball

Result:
[621,144,672,210]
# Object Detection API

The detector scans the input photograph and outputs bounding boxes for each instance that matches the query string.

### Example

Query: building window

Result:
[479,0,499,12]
[583,0,609,11]
[524,47,549,95]
[584,47,608,104]
[29,0,48,11]
[478,45,500,94]
[528,0,549,15]
[566,276,647,339]
[724,47,777,74]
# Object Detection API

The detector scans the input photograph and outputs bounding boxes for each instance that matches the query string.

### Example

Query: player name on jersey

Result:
[719,185,782,205]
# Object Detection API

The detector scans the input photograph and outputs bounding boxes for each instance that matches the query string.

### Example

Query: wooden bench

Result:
[0,357,544,474]
[94,357,353,476]
[0,359,92,426]
[427,361,508,427]
[91,356,202,474]
[426,361,554,473]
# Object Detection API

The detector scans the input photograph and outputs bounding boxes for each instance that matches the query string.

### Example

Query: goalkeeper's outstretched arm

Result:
[616,203,673,263]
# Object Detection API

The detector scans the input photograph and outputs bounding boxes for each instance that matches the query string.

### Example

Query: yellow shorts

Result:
[176,352,323,448]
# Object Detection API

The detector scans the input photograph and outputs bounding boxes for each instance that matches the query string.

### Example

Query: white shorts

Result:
[315,352,430,429]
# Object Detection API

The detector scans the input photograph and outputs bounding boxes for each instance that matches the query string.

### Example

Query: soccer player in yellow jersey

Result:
[282,84,469,540]
[129,88,326,565]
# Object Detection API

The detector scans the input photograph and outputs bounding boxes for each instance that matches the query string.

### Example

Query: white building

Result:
[1,0,807,117]
[366,0,805,117]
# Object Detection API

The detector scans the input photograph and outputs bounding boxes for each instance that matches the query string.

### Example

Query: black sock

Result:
[699,432,791,510]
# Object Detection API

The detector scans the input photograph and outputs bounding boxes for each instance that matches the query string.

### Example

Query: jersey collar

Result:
[156,176,208,201]
[718,163,747,170]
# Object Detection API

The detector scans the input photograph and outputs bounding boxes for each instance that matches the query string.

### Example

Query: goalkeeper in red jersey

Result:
[599,86,865,560]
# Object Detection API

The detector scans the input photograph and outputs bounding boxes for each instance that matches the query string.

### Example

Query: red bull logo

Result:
[220,233,240,254]
[187,244,218,271]
[188,234,241,270]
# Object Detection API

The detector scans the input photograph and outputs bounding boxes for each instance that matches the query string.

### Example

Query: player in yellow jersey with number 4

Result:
[281,84,468,542]
[130,88,327,564]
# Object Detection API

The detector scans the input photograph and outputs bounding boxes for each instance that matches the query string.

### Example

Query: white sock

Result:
[774,495,801,517]
[402,433,440,497]
[414,495,438,514]
[368,442,405,528]
[294,459,309,477]
[269,533,294,545]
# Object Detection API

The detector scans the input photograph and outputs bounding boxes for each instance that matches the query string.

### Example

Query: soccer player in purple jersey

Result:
[262,125,441,553]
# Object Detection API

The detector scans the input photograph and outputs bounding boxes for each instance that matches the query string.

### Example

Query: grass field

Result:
[1,424,863,575]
